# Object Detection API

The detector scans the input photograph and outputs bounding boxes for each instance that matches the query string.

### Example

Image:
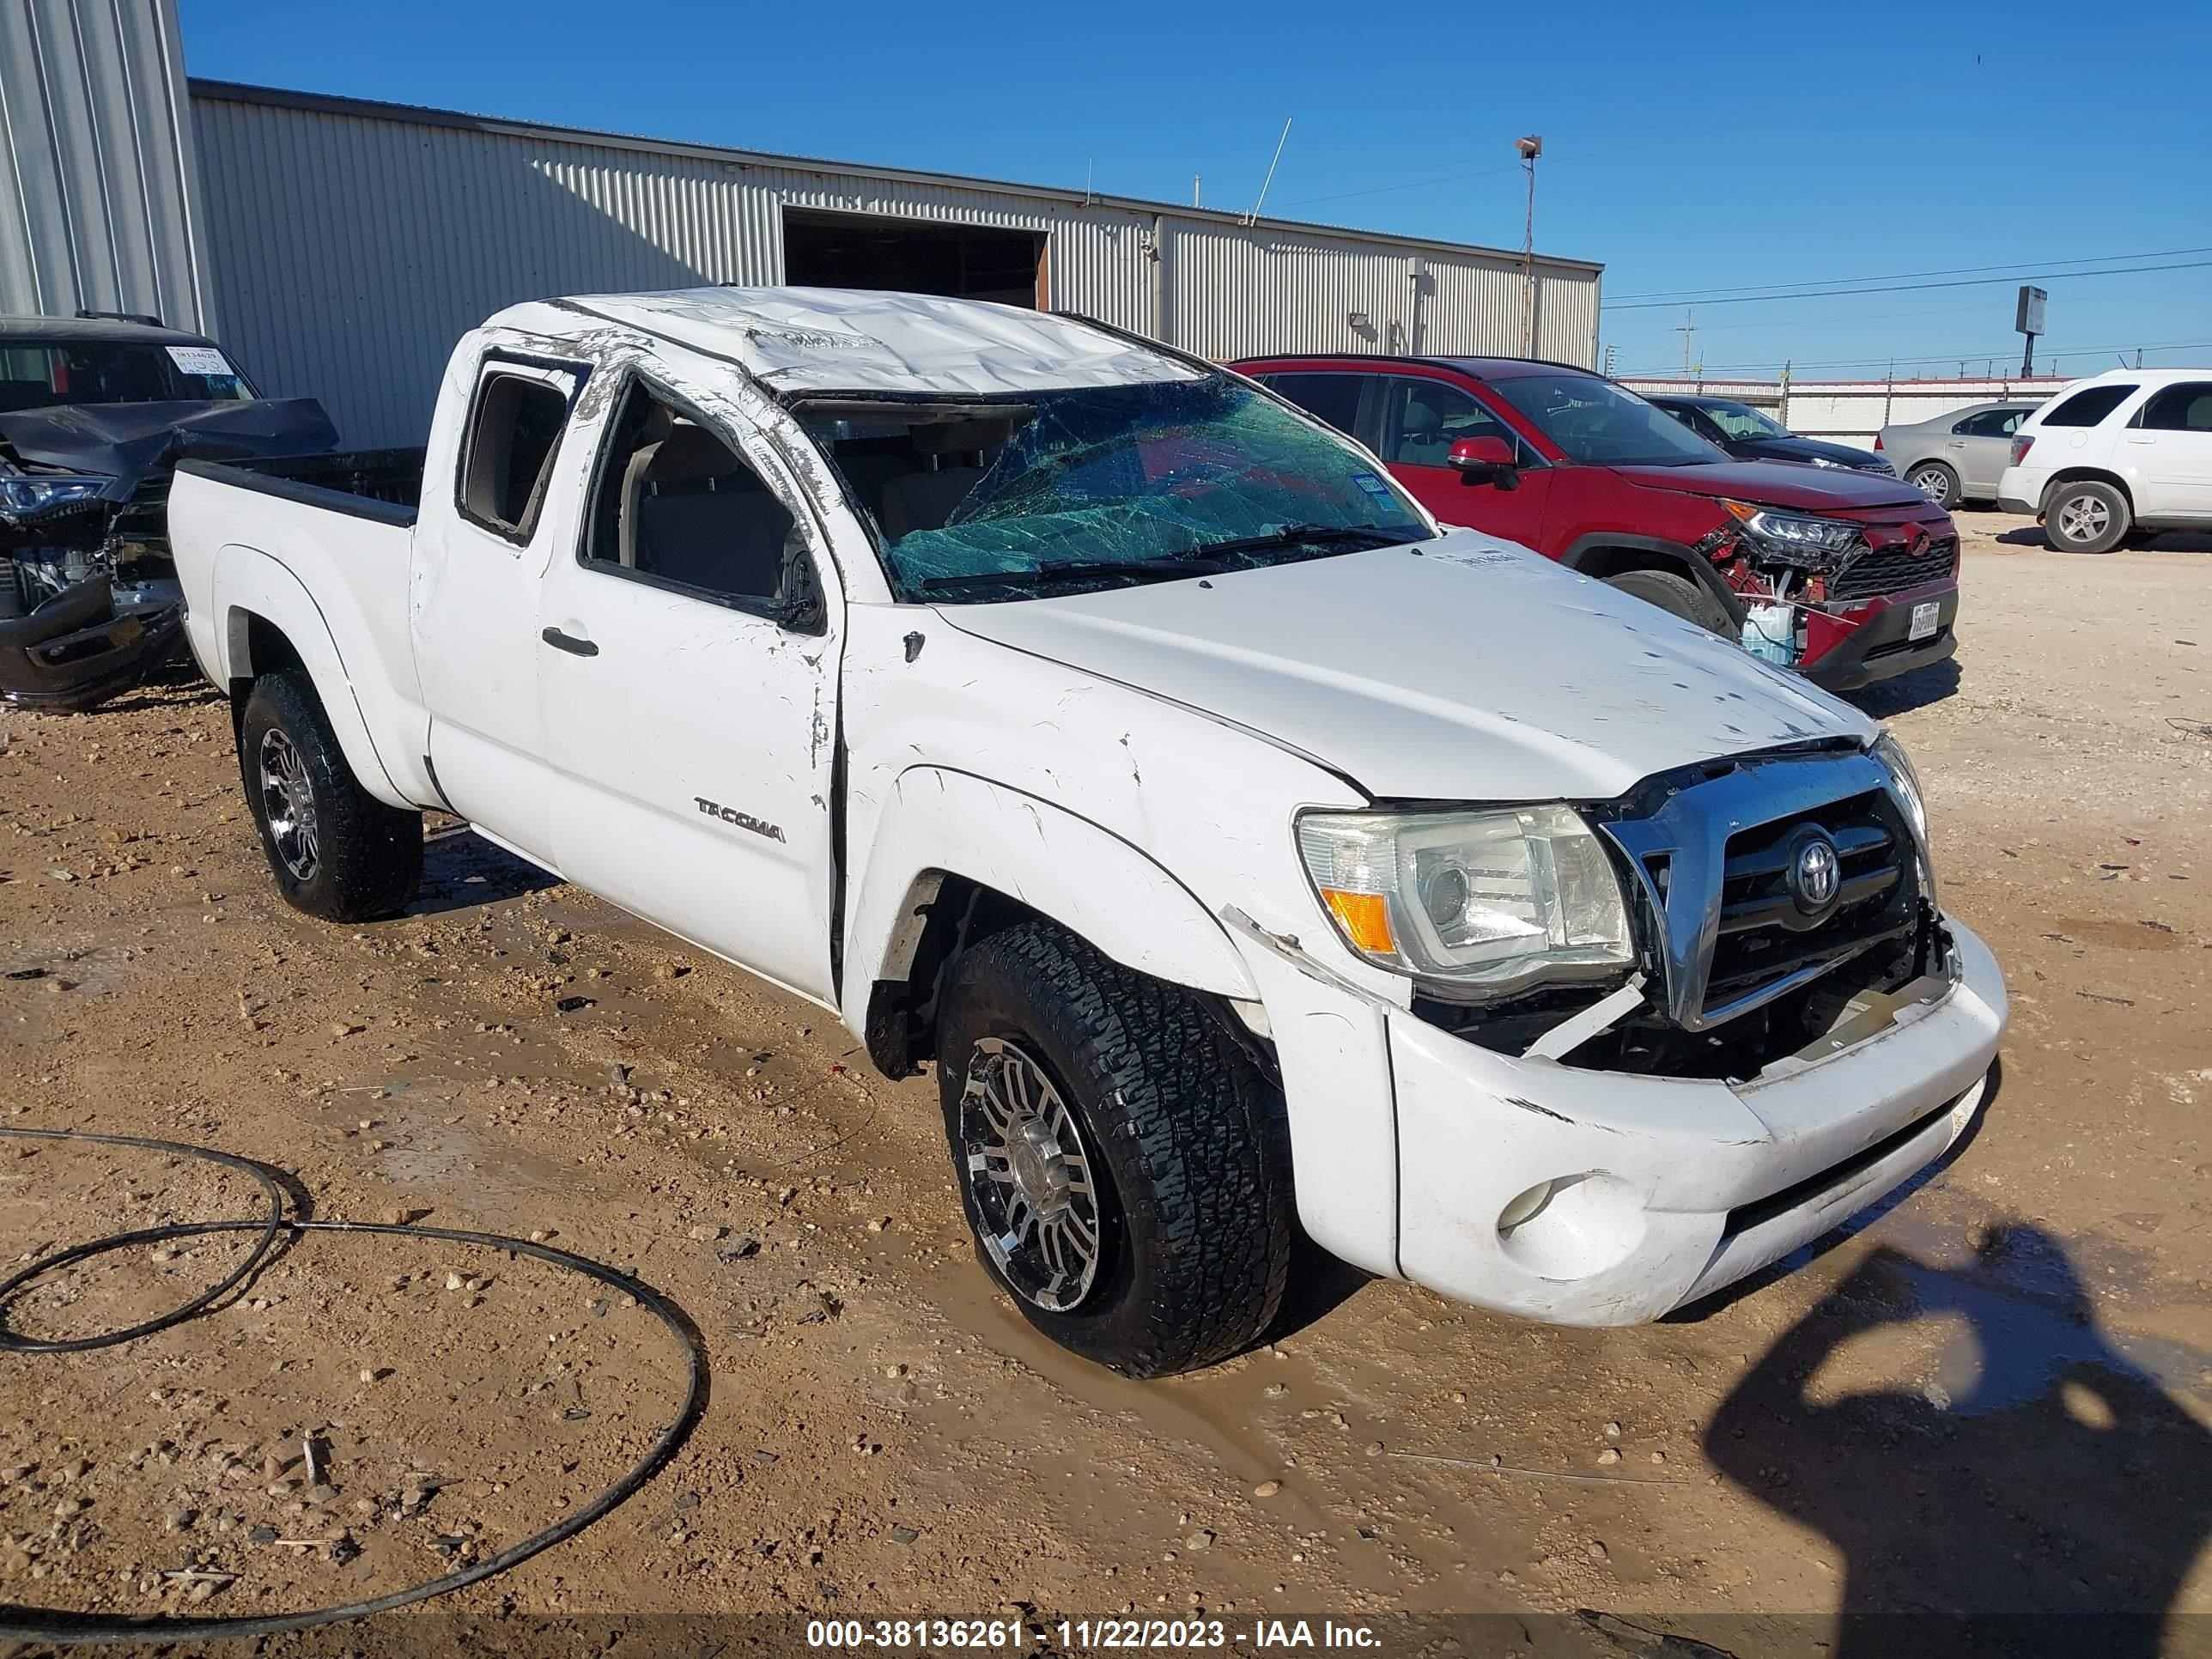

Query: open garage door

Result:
[781,209,1044,308]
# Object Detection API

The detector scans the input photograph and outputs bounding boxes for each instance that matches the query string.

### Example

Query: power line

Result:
[1605,258,2212,313]
[1615,336,2212,378]
[1608,245,2212,304]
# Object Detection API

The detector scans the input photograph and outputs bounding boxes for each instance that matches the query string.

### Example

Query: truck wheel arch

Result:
[215,555,406,808]
[842,769,1261,1074]
[1558,534,1746,627]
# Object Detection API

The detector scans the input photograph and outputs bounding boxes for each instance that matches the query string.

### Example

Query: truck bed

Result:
[167,458,435,811]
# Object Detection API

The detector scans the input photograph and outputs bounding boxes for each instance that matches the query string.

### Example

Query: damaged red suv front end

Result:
[1233,354,1961,695]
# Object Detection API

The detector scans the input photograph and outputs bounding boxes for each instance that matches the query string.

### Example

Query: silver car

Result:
[1877,400,2043,509]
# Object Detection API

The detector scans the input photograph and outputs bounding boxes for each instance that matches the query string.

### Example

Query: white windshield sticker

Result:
[165,345,233,377]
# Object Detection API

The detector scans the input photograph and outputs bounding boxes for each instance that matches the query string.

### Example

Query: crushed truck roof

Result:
[550,286,1204,398]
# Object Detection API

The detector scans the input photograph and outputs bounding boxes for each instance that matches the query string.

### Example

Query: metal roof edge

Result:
[184,79,1607,277]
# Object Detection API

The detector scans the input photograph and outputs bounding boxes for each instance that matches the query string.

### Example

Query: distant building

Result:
[4,1,1604,447]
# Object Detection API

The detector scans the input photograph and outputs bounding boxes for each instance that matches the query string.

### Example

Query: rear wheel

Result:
[1905,459,1960,509]
[1604,567,1734,637]
[240,669,422,921]
[934,921,1291,1377]
[2044,480,2130,554]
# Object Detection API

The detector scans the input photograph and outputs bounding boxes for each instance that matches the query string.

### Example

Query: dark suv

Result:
[1233,354,1960,692]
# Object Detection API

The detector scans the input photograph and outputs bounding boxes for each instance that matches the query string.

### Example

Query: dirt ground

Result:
[1,511,2209,1656]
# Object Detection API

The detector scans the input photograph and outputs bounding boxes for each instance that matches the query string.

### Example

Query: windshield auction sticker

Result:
[165,344,234,376]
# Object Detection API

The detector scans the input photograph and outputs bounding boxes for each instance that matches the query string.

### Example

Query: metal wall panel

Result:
[0,0,207,329]
[191,84,1602,447]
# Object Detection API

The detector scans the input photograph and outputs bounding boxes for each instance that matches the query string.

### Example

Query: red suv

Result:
[1232,355,1960,692]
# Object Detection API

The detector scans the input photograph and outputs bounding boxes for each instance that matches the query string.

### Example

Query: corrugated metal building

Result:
[184,82,1602,447]
[0,0,210,331]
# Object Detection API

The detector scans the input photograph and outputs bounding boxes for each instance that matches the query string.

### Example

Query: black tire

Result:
[1604,567,1734,636]
[1905,459,1960,509]
[934,921,1291,1377]
[2043,479,2130,554]
[239,669,422,921]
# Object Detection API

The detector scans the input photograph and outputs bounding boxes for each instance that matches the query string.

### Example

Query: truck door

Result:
[413,351,585,866]
[535,371,842,1004]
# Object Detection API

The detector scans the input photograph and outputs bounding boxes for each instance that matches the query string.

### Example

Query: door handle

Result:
[541,626,599,658]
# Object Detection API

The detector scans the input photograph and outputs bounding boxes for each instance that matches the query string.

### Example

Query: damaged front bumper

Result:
[1388,918,2005,1324]
[3,485,189,711]
[0,572,185,712]
[1231,908,2006,1326]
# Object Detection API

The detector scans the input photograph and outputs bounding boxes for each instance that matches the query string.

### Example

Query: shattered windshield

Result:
[0,338,254,411]
[796,375,1431,602]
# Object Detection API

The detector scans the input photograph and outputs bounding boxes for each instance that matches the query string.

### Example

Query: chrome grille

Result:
[1832,541,1956,601]
[1704,790,1914,1018]
[1599,752,1923,1031]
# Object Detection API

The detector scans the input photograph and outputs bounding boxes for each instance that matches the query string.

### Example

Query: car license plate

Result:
[1909,600,1940,641]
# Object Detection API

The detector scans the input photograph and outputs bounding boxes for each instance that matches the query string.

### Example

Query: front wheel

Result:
[1603,567,1734,637]
[935,921,1291,1377]
[2044,480,2130,554]
[240,669,423,921]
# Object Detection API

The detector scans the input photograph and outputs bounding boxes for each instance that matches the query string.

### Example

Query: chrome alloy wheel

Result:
[2056,492,2111,544]
[957,1036,1103,1312]
[257,727,320,881]
[1908,465,1954,504]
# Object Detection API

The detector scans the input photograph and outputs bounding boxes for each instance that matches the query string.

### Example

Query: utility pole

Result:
[1601,343,1617,378]
[1193,174,1201,208]
[1516,135,1541,356]
[1674,308,1695,375]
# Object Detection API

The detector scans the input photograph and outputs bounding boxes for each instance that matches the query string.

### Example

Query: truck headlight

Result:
[0,476,109,520]
[1297,805,1633,999]
[1722,500,1861,556]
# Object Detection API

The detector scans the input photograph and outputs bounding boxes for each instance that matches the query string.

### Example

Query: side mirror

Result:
[777,534,828,636]
[1448,435,1519,489]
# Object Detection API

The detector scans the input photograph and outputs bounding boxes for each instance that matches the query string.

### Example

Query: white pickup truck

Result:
[170,288,2008,1376]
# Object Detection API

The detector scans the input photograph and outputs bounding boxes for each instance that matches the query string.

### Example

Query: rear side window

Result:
[1953,409,2019,437]
[1265,373,1365,440]
[2136,382,2212,433]
[2039,385,2136,428]
[460,369,571,541]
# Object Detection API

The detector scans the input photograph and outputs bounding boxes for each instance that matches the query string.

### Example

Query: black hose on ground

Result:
[0,1126,708,1644]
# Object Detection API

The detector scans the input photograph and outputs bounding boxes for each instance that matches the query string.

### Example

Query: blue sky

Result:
[177,0,2210,382]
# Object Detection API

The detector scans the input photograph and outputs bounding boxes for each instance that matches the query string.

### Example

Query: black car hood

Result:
[0,398,339,489]
[1731,434,1887,470]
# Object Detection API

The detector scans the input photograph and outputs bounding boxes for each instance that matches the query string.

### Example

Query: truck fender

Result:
[212,545,409,808]
[840,767,1261,1032]
[1557,532,1747,625]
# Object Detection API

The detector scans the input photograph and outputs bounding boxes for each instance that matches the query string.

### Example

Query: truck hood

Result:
[935,530,1874,801]
[0,398,339,489]
[1613,459,1926,513]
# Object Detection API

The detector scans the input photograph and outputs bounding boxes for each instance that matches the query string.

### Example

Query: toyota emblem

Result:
[1788,832,1841,915]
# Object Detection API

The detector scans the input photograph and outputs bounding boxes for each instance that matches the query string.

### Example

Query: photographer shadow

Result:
[1705,1224,2212,1657]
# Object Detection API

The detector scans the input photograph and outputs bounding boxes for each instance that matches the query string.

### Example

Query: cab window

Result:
[582,380,803,614]
[459,368,572,542]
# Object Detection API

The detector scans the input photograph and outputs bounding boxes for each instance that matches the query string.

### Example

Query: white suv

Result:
[1998,368,2212,552]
